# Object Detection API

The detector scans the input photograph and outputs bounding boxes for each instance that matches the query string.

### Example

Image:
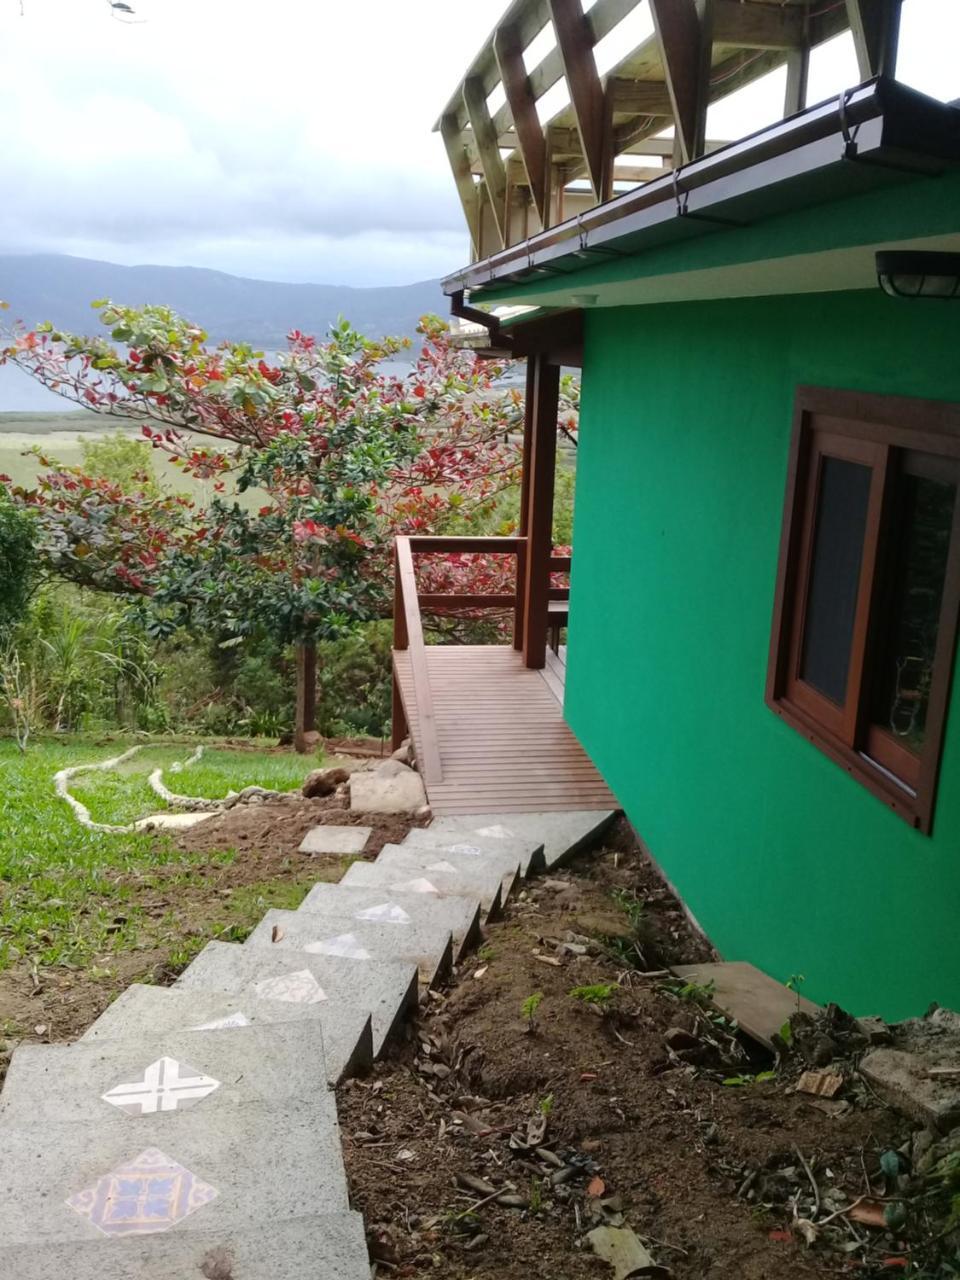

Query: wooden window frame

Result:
[767,386,960,835]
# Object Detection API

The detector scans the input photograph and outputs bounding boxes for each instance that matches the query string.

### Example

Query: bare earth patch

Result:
[337,820,906,1280]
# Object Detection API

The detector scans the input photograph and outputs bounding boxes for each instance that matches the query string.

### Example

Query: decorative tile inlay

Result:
[476,825,514,839]
[426,860,458,873]
[102,1057,221,1116]
[303,932,372,960]
[65,1147,218,1236]
[448,843,483,856]
[355,902,411,925]
[391,877,439,895]
[192,1011,251,1031]
[253,969,328,1004]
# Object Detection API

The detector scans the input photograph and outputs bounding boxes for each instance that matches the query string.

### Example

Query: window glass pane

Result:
[800,455,872,704]
[872,470,957,752]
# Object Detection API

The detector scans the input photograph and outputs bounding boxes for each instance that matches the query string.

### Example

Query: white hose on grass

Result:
[55,742,288,833]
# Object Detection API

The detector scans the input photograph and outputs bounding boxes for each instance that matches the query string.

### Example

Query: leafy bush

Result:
[0,493,36,638]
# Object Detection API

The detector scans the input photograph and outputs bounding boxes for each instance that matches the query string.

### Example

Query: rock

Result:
[574,911,635,942]
[856,1016,893,1045]
[349,763,426,814]
[807,1033,840,1067]
[302,767,350,799]
[391,739,413,764]
[586,1226,655,1279]
[861,1048,960,1131]
[294,730,322,753]
[133,812,217,831]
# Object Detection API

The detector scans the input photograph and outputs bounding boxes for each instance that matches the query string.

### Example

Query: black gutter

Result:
[443,77,960,298]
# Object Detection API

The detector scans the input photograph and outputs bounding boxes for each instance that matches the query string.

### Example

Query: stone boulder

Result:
[349,759,426,814]
[302,767,350,799]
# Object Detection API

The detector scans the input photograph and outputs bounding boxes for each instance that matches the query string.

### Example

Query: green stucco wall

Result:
[566,289,960,1019]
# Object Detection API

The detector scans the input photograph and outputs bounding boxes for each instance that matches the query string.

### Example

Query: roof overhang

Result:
[442,78,960,302]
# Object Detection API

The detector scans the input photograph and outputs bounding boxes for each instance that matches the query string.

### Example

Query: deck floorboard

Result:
[393,646,618,816]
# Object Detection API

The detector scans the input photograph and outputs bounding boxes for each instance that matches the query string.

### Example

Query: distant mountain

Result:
[0,254,445,348]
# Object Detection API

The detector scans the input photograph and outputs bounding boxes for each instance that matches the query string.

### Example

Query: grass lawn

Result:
[0,736,331,1046]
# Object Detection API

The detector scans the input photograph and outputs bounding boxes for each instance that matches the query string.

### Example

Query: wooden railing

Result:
[393,534,573,782]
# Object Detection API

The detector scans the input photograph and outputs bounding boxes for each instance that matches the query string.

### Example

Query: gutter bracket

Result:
[672,166,748,228]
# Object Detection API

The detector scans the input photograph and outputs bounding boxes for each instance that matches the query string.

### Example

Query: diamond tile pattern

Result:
[65,1147,218,1236]
[101,1057,220,1117]
[253,969,328,1004]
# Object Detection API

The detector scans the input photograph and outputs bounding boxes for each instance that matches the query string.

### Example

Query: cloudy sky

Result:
[0,0,957,288]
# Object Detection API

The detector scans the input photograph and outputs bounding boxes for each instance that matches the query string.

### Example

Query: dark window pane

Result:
[800,455,872,704]
[872,470,957,752]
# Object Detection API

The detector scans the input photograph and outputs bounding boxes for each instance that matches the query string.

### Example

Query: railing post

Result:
[513,539,527,650]
[523,354,560,669]
[392,540,409,751]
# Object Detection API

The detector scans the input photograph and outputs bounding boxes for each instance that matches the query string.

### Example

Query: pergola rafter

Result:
[435,0,894,256]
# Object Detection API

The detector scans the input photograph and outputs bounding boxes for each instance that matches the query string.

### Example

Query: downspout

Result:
[449,289,514,353]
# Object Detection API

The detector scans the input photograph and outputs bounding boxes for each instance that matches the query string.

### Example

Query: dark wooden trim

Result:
[420,594,517,610]
[495,23,548,227]
[547,0,605,199]
[405,535,525,554]
[507,309,584,366]
[648,0,712,164]
[523,354,560,669]
[767,385,960,834]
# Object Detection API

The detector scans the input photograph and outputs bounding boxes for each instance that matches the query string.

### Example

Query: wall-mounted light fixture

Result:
[571,292,599,307]
[876,251,960,300]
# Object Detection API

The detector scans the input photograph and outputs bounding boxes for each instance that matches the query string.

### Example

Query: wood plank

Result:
[395,540,442,784]
[463,76,509,249]
[439,113,481,257]
[548,0,605,199]
[671,961,819,1051]
[496,24,548,227]
[648,0,713,165]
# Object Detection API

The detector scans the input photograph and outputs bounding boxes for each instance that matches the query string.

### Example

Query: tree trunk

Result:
[293,641,318,753]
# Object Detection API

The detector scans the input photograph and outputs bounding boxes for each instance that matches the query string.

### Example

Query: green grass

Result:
[0,737,319,973]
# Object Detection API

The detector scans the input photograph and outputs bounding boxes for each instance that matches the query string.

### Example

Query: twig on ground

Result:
[794,1144,821,1219]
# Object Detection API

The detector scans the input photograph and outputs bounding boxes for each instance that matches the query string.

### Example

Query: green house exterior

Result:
[460,158,960,1020]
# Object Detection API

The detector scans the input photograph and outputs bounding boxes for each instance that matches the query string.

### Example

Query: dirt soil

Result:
[0,788,421,1065]
[337,819,910,1280]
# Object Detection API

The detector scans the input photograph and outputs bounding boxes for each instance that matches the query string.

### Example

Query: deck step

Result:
[0,1212,371,1280]
[244,907,454,990]
[175,941,417,1056]
[426,810,618,869]
[297,881,482,960]
[341,853,504,922]
[81,983,373,1085]
[0,1096,348,1245]
[400,827,544,876]
[0,1022,329,1125]
[377,842,521,906]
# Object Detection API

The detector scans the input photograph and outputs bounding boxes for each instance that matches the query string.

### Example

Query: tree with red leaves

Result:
[1,301,525,747]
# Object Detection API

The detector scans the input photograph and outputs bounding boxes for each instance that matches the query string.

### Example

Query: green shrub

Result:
[0,494,36,639]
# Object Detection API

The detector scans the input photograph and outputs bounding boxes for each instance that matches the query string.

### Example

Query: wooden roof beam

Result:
[440,114,481,258]
[463,77,510,250]
[845,0,902,79]
[712,0,804,50]
[648,0,714,165]
[495,22,549,227]
[547,0,606,200]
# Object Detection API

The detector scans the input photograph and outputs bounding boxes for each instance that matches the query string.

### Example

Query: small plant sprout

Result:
[569,982,619,1010]
[785,973,807,1014]
[538,1093,554,1117]
[521,991,544,1032]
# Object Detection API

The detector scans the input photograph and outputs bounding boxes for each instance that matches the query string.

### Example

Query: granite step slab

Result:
[0,1022,330,1126]
[401,826,545,875]
[299,823,372,856]
[0,1096,348,1246]
[297,881,482,960]
[0,1212,370,1280]
[426,809,617,868]
[245,907,454,990]
[81,984,373,1085]
[376,842,521,907]
[340,856,504,922]
[175,941,417,1055]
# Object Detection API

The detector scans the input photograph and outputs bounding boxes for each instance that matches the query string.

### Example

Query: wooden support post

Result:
[463,77,509,250]
[548,0,605,200]
[845,0,901,80]
[783,44,810,117]
[440,113,482,259]
[523,355,560,670]
[294,641,318,754]
[514,358,537,651]
[648,0,714,165]
[495,23,548,228]
[391,672,408,752]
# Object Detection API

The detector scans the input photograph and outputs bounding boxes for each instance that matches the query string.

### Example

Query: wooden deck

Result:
[393,645,618,816]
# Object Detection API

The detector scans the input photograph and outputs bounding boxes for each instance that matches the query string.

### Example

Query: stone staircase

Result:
[0,809,614,1278]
